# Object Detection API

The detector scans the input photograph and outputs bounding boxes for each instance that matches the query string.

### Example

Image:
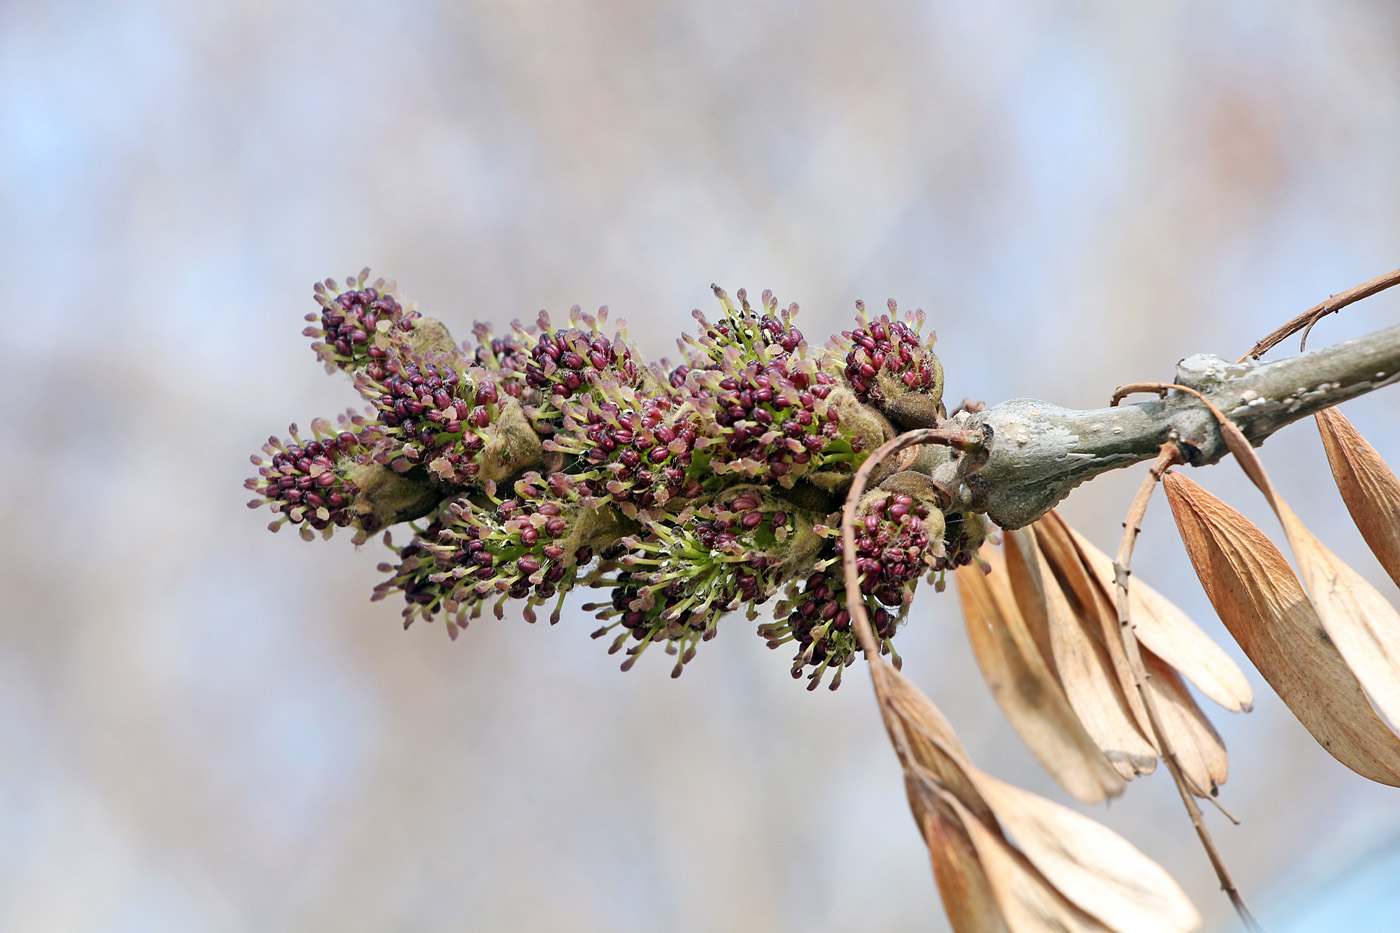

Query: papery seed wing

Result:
[1212,415,1400,737]
[958,544,1125,803]
[1038,513,1157,744]
[1028,523,1158,778]
[1065,524,1253,713]
[1141,650,1228,797]
[906,776,1011,933]
[872,657,998,827]
[964,772,1201,933]
[1003,528,1063,680]
[1164,471,1400,784]
[1317,406,1400,590]
[943,793,1116,933]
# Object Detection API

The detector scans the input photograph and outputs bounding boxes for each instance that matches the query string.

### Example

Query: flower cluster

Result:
[694,357,871,488]
[838,300,944,427]
[521,308,644,410]
[374,472,621,636]
[586,488,809,677]
[355,349,518,485]
[245,416,377,541]
[682,286,805,366]
[304,269,421,376]
[252,272,985,689]
[545,384,707,518]
[467,322,533,396]
[763,488,947,689]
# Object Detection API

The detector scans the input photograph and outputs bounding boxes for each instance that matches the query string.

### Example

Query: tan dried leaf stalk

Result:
[1103,442,1256,930]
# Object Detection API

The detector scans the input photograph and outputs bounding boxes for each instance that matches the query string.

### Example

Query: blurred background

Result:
[4,1,1400,930]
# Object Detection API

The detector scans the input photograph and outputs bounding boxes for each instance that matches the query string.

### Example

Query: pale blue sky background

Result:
[3,1,1400,930]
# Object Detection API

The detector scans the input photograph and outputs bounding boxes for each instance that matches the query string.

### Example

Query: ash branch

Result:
[931,322,1400,530]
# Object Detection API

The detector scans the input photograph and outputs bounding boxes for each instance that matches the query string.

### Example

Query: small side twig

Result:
[1239,267,1400,361]
[1113,387,1263,932]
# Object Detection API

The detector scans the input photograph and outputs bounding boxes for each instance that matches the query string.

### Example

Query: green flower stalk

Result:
[681,285,806,365]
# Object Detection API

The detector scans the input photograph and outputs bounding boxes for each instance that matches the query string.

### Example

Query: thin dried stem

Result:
[1112,391,1263,932]
[1239,267,1400,361]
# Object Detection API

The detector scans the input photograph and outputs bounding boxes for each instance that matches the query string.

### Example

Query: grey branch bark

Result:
[926,322,1400,530]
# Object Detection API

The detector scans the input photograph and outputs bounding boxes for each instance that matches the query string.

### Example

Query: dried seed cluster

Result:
[247,270,985,686]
